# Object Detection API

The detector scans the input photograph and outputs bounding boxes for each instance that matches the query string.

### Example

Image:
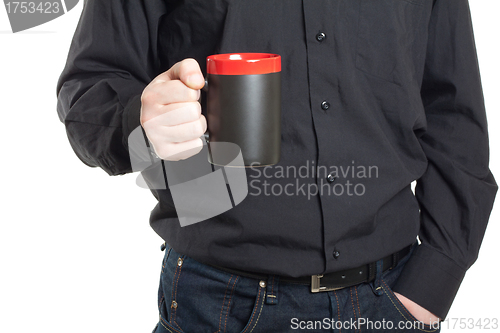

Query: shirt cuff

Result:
[391,243,466,320]
[122,94,143,150]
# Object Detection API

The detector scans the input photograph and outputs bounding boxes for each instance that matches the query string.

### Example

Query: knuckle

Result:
[180,58,199,76]
[156,144,173,160]
[195,138,204,149]
[189,103,202,119]
[190,121,204,138]
[179,59,192,72]
[183,105,196,121]
[200,116,208,132]
[178,140,203,161]
[182,58,197,67]
[189,89,199,101]
[141,90,157,105]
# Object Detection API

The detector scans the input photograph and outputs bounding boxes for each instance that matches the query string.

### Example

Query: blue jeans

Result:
[152,241,441,333]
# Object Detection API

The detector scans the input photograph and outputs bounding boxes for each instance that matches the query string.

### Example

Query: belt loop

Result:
[370,259,384,296]
[392,252,399,269]
[265,274,279,305]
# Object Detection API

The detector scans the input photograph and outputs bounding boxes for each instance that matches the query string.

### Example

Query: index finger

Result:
[157,58,205,90]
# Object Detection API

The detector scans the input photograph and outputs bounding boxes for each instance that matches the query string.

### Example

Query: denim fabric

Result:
[152,241,441,333]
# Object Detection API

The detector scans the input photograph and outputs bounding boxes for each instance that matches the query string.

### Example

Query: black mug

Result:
[205,53,281,167]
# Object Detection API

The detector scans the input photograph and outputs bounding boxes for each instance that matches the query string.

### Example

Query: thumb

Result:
[167,58,205,90]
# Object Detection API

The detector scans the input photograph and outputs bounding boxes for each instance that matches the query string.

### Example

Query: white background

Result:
[0,1,498,332]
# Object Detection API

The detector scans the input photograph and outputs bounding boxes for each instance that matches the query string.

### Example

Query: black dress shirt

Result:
[56,0,497,319]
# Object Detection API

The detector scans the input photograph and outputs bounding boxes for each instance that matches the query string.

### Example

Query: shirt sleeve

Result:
[392,0,497,320]
[56,0,167,175]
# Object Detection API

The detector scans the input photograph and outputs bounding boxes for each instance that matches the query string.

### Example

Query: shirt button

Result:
[333,251,340,259]
[316,32,326,42]
[321,101,330,110]
[327,173,336,183]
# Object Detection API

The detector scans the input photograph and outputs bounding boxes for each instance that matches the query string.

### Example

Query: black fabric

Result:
[122,94,142,150]
[206,243,413,287]
[56,0,497,319]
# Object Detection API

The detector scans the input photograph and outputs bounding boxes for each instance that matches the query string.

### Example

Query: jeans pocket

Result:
[380,278,441,332]
[355,0,426,85]
[378,243,440,333]
[155,244,183,333]
[360,241,440,332]
[161,243,172,274]
[160,248,266,333]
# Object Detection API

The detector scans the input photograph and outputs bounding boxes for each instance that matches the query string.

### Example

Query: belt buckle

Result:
[310,274,344,293]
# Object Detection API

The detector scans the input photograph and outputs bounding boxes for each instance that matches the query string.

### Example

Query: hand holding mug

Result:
[140,53,282,166]
[140,58,207,161]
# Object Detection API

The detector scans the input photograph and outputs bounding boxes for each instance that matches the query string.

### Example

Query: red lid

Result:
[207,53,281,75]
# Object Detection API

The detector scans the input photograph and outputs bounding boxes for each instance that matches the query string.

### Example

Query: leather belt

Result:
[208,243,413,293]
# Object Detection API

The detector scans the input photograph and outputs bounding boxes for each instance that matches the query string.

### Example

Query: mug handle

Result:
[201,78,210,142]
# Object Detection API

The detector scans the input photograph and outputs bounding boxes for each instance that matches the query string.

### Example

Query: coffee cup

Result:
[205,53,281,167]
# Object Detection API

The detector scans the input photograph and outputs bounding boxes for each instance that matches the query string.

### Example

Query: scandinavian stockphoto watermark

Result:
[3,0,79,32]
[128,127,249,228]
[248,160,378,200]
[127,126,378,226]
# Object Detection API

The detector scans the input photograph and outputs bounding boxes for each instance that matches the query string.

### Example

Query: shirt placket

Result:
[302,0,344,273]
